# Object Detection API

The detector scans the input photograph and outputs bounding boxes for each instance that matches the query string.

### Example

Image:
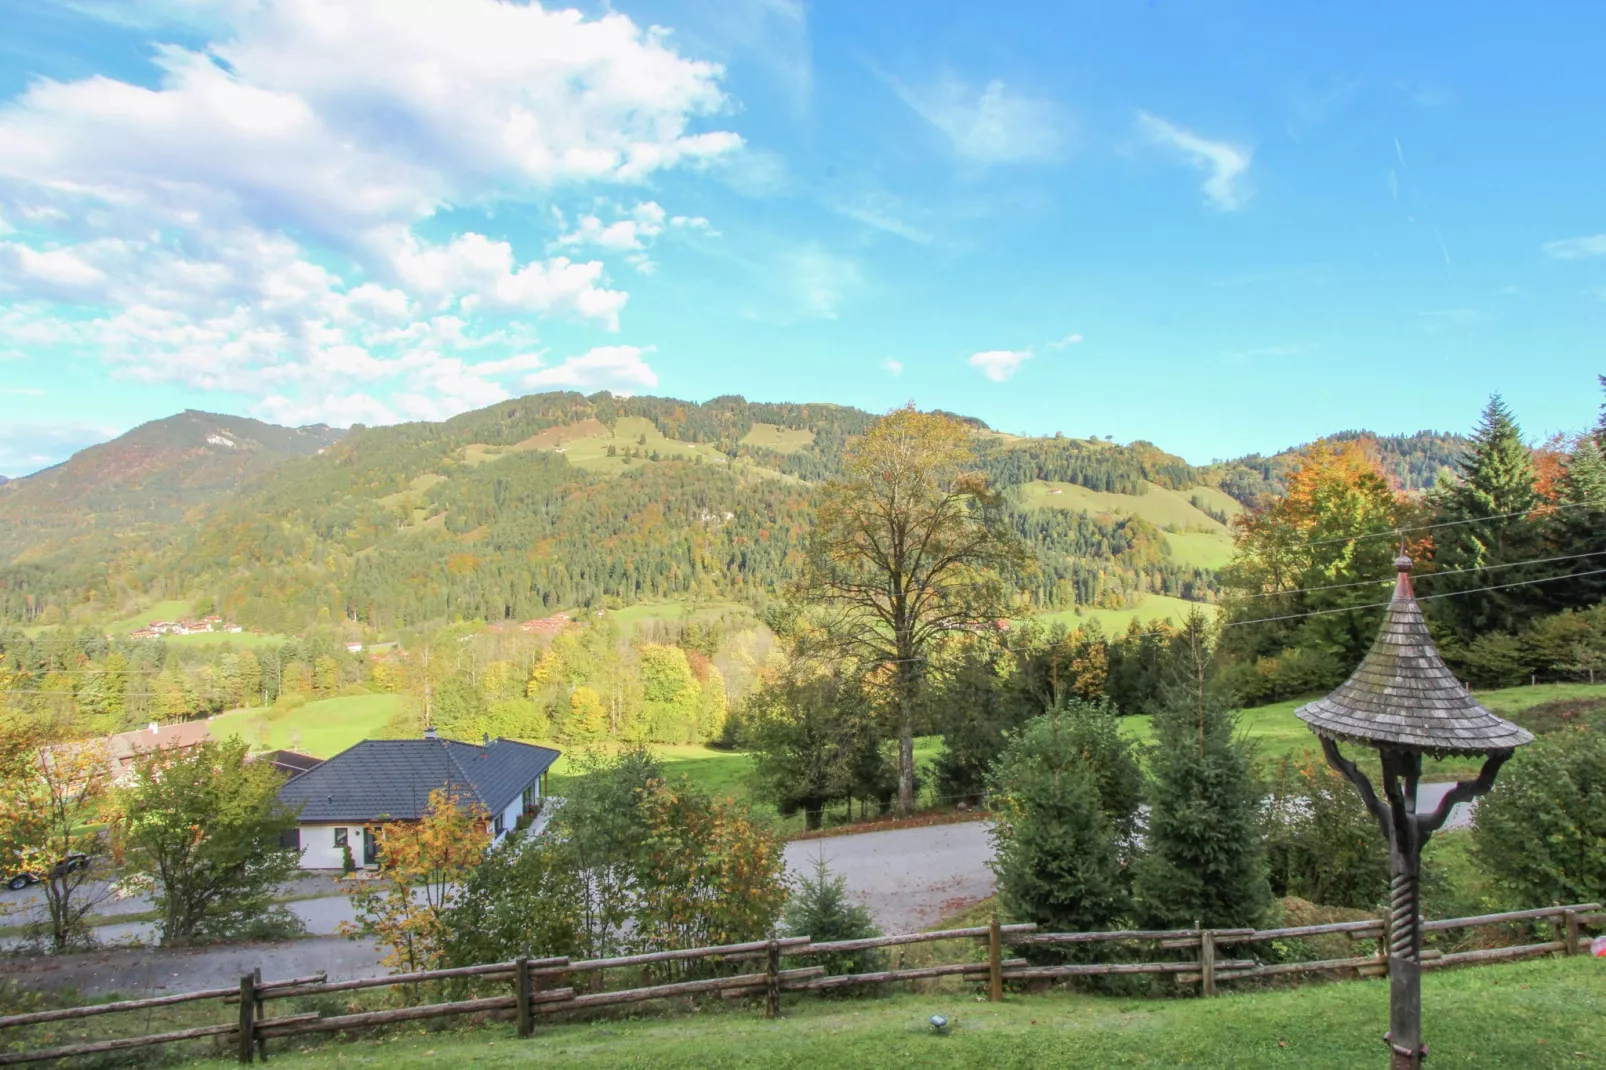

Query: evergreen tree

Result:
[781,855,883,977]
[1132,612,1269,930]
[987,708,1141,936]
[1430,395,1542,640]
[1547,436,1606,611]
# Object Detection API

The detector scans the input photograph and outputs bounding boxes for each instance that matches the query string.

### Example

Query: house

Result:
[344,641,364,653]
[275,730,561,870]
[252,749,324,779]
[102,721,213,779]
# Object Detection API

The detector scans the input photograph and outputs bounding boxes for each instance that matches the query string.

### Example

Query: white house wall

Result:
[297,823,367,870]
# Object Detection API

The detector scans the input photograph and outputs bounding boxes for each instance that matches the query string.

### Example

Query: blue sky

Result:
[0,0,1602,476]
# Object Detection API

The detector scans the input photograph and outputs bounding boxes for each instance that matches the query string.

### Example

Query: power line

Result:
[1246,548,1606,599]
[1301,498,1602,549]
[1225,566,1606,628]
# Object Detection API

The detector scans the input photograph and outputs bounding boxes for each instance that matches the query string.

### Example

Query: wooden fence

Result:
[1,904,1597,1066]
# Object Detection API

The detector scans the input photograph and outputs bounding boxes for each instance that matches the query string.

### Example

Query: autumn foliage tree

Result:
[115,737,301,944]
[341,786,491,976]
[795,406,1023,813]
[0,717,114,951]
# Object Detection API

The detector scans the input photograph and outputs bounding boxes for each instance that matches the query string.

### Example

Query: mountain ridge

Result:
[0,393,1469,632]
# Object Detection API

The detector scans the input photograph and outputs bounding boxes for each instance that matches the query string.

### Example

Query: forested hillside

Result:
[0,392,1473,635]
[0,410,342,561]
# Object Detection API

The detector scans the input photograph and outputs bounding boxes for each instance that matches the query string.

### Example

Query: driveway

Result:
[783,821,995,932]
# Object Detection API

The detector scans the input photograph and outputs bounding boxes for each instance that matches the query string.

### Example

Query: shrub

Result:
[440,836,583,971]
[1260,752,1390,910]
[1473,727,1606,907]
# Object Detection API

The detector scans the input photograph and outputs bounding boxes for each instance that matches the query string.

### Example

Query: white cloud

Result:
[883,359,903,375]
[1542,234,1606,260]
[1136,111,1253,211]
[0,0,742,419]
[892,75,1065,165]
[0,421,122,477]
[967,348,1033,382]
[1046,333,1083,349]
[521,345,658,394]
[781,244,863,320]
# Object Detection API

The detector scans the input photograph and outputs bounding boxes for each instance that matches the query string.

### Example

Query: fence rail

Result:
[1,903,1597,1066]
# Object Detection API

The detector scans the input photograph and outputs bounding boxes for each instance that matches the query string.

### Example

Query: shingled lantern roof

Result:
[1296,554,1533,758]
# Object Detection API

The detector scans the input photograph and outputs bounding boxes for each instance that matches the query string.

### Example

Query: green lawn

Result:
[1035,594,1215,633]
[162,631,294,650]
[209,694,403,756]
[604,600,755,630]
[1120,681,1606,780]
[1163,529,1237,570]
[173,957,1605,1069]
[740,422,816,453]
[104,599,194,635]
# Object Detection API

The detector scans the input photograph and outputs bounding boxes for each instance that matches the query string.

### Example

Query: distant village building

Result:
[345,642,365,653]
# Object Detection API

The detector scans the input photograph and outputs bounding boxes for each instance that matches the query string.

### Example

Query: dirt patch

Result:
[788,806,989,843]
[513,418,608,451]
[1512,697,1606,735]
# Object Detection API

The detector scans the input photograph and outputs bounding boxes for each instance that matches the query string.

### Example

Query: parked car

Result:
[5,853,90,891]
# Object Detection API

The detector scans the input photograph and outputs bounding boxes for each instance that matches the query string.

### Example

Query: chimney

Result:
[482,733,490,748]
[423,726,437,741]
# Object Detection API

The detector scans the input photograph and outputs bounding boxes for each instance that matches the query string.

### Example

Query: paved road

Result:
[783,821,994,932]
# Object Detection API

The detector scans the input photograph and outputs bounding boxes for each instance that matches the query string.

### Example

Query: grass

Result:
[603,600,755,630]
[1017,479,1231,534]
[167,957,1605,1069]
[740,423,816,453]
[1162,529,1237,570]
[161,631,294,650]
[103,599,194,635]
[1034,595,1214,633]
[209,694,404,757]
[1119,681,1606,780]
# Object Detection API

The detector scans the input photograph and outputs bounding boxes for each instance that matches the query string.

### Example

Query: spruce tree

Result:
[1548,436,1606,610]
[1430,394,1542,639]
[1132,612,1269,930]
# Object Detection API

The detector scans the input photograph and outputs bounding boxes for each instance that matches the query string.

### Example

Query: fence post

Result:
[1199,930,1216,998]
[236,974,256,1065]
[1564,910,1581,957]
[988,913,1003,1002]
[252,967,267,1063]
[516,955,534,1038]
[765,938,781,1020]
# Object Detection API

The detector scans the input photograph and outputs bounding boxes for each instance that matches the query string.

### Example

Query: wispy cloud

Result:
[883,359,903,375]
[1542,234,1606,260]
[891,74,1066,165]
[967,348,1033,382]
[782,244,864,320]
[1045,333,1083,350]
[831,194,934,245]
[1223,343,1315,364]
[1136,112,1253,211]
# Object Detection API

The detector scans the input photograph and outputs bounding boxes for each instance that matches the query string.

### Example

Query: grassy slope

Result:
[103,599,194,634]
[1034,595,1214,632]
[176,958,1605,1069]
[740,423,815,452]
[209,694,402,756]
[1014,478,1237,572]
[1119,682,1606,779]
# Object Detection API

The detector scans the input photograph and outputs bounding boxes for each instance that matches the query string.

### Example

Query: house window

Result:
[279,827,301,850]
[493,813,505,836]
[522,785,533,813]
[333,828,348,848]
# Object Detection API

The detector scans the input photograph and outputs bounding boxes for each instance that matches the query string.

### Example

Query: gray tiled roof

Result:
[278,737,561,823]
[1296,558,1533,757]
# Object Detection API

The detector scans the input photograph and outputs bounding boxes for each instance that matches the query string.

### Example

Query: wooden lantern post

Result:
[1296,555,1532,1070]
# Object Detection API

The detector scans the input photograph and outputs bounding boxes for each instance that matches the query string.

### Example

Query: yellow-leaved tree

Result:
[340,786,490,979]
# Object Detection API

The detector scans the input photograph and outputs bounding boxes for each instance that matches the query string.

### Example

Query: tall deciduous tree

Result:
[1222,439,1419,682]
[1132,612,1269,930]
[116,737,302,944]
[794,406,1023,813]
